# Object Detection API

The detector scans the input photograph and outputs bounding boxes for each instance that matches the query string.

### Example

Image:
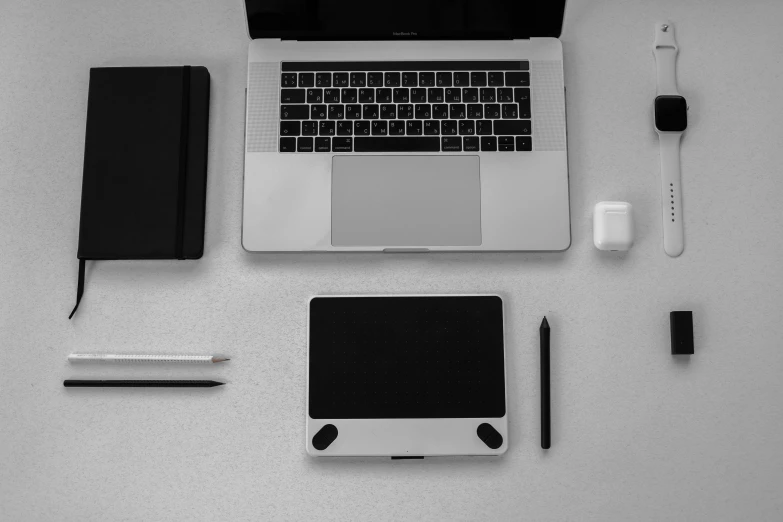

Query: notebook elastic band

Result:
[68,259,86,319]
[174,65,192,260]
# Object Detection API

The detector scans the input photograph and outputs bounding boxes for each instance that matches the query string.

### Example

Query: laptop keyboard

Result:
[278,61,532,153]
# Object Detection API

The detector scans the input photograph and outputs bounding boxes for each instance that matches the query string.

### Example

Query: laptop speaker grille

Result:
[531,60,566,152]
[247,62,280,153]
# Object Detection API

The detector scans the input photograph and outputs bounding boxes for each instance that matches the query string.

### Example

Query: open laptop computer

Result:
[242,1,570,252]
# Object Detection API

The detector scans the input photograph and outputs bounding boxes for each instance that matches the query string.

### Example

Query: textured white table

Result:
[2,1,783,520]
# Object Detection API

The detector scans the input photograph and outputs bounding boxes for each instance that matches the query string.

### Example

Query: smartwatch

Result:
[653,22,687,257]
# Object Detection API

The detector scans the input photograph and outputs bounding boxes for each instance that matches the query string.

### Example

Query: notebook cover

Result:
[77,66,210,260]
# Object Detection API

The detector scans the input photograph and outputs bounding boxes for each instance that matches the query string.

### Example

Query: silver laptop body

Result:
[242,1,570,252]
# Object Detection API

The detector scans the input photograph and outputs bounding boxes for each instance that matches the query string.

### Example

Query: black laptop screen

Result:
[245,0,566,40]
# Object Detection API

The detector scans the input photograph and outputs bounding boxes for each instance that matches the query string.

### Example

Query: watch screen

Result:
[655,95,687,132]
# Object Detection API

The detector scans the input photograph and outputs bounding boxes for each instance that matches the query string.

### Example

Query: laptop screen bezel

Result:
[244,0,567,41]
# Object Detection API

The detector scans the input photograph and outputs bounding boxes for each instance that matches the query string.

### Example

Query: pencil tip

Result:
[212,357,230,363]
[540,316,550,329]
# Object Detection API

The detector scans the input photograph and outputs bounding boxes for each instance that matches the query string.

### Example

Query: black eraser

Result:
[670,311,694,355]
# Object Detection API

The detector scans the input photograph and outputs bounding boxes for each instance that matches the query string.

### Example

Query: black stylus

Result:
[63,380,224,388]
[540,317,551,449]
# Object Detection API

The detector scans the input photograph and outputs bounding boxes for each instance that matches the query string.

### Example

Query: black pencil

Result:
[540,317,551,449]
[63,380,224,388]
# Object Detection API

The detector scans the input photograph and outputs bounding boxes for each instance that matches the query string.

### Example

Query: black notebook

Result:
[70,66,210,318]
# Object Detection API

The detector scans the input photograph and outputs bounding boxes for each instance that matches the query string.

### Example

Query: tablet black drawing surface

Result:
[306,295,507,457]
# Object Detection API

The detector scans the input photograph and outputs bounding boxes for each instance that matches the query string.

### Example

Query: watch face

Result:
[655,95,687,132]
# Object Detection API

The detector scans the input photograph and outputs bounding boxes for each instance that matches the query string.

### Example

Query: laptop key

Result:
[499,136,514,151]
[436,72,452,87]
[494,120,532,135]
[368,72,384,87]
[281,73,297,88]
[481,88,496,103]
[353,136,440,152]
[341,88,358,103]
[346,104,362,119]
[485,104,501,119]
[467,104,483,119]
[362,104,379,119]
[410,88,427,103]
[319,121,336,136]
[371,120,388,136]
[505,72,530,86]
[402,72,418,87]
[488,72,504,86]
[415,104,432,119]
[381,104,397,119]
[310,105,327,120]
[358,88,374,103]
[470,72,487,86]
[462,88,478,103]
[459,120,475,135]
[385,72,401,87]
[297,137,314,152]
[328,104,345,120]
[464,136,480,151]
[476,120,492,135]
[516,136,532,151]
[280,121,300,136]
[324,89,340,104]
[445,88,461,103]
[302,120,318,136]
[442,136,462,152]
[480,136,497,151]
[449,104,466,119]
[376,88,392,104]
[279,137,296,152]
[393,88,410,103]
[350,72,366,87]
[389,120,406,135]
[498,88,513,103]
[398,104,414,119]
[433,104,449,119]
[332,137,353,152]
[419,72,435,87]
[336,121,352,135]
[281,89,306,104]
[315,137,331,152]
[306,88,323,103]
[423,120,440,135]
[298,73,314,87]
[354,121,370,135]
[453,72,469,86]
[315,73,331,87]
[406,120,423,135]
[502,104,518,119]
[333,73,349,87]
[428,88,444,103]
[281,105,309,120]
[441,120,458,135]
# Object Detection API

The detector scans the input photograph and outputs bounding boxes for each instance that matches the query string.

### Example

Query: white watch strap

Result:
[654,22,679,95]
[659,132,684,257]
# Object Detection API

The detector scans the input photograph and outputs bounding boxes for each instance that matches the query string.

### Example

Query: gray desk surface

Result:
[2,1,783,520]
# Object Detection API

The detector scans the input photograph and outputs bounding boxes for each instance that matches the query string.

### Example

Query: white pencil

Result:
[67,354,230,364]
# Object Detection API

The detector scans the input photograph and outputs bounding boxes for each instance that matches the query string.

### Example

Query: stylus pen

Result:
[68,354,230,364]
[63,380,225,388]
[540,317,551,449]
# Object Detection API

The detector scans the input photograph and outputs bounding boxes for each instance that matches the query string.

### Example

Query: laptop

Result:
[242,1,570,252]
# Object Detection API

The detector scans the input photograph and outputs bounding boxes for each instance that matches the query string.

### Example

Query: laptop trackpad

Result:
[331,156,481,247]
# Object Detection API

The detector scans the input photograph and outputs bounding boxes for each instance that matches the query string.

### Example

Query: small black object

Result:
[70,66,210,318]
[655,95,688,132]
[63,380,223,388]
[670,311,694,354]
[477,423,503,450]
[312,424,339,450]
[540,317,551,449]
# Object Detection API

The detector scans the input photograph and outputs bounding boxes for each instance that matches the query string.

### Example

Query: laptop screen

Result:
[245,0,566,41]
